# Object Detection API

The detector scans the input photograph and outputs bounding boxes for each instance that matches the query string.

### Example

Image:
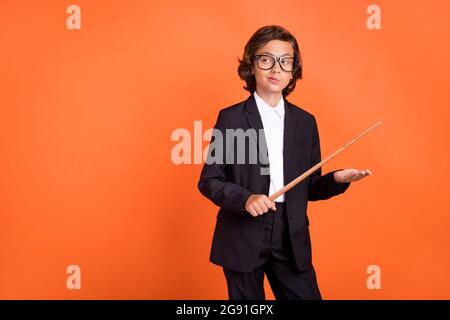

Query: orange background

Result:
[1,0,449,299]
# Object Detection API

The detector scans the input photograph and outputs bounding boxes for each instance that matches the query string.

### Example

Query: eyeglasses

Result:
[254,54,297,72]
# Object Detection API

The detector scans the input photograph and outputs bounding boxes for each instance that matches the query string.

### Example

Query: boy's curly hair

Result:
[237,25,302,97]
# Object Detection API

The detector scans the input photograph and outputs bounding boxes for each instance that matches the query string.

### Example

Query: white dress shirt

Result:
[253,91,285,202]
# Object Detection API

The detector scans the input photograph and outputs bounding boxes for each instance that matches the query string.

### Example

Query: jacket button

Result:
[257,216,263,221]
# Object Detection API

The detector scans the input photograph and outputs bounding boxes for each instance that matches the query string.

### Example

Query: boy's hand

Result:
[333,168,372,183]
[245,194,276,217]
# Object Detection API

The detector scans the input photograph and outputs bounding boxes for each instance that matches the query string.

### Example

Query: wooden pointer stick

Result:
[269,120,383,202]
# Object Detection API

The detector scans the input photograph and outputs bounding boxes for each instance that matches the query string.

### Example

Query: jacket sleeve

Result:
[308,115,350,201]
[197,110,253,214]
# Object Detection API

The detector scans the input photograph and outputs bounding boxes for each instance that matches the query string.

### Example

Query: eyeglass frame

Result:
[253,54,298,72]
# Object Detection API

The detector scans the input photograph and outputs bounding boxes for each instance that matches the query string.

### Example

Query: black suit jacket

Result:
[198,93,350,273]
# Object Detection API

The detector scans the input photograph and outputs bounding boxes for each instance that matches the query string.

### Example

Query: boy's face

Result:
[252,40,295,96]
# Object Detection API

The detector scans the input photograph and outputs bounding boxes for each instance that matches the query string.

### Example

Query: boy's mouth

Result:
[267,76,280,83]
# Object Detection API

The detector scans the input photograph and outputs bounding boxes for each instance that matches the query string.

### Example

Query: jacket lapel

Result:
[244,94,269,170]
[283,99,297,190]
[244,93,263,130]
[283,99,296,157]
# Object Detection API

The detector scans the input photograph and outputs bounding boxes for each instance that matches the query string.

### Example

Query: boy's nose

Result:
[272,63,282,71]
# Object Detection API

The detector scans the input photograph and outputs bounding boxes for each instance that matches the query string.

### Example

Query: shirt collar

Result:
[253,91,285,118]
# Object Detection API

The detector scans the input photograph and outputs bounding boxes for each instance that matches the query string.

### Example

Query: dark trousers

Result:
[222,202,322,300]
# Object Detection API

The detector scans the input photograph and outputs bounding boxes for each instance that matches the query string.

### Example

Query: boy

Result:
[198,25,371,300]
